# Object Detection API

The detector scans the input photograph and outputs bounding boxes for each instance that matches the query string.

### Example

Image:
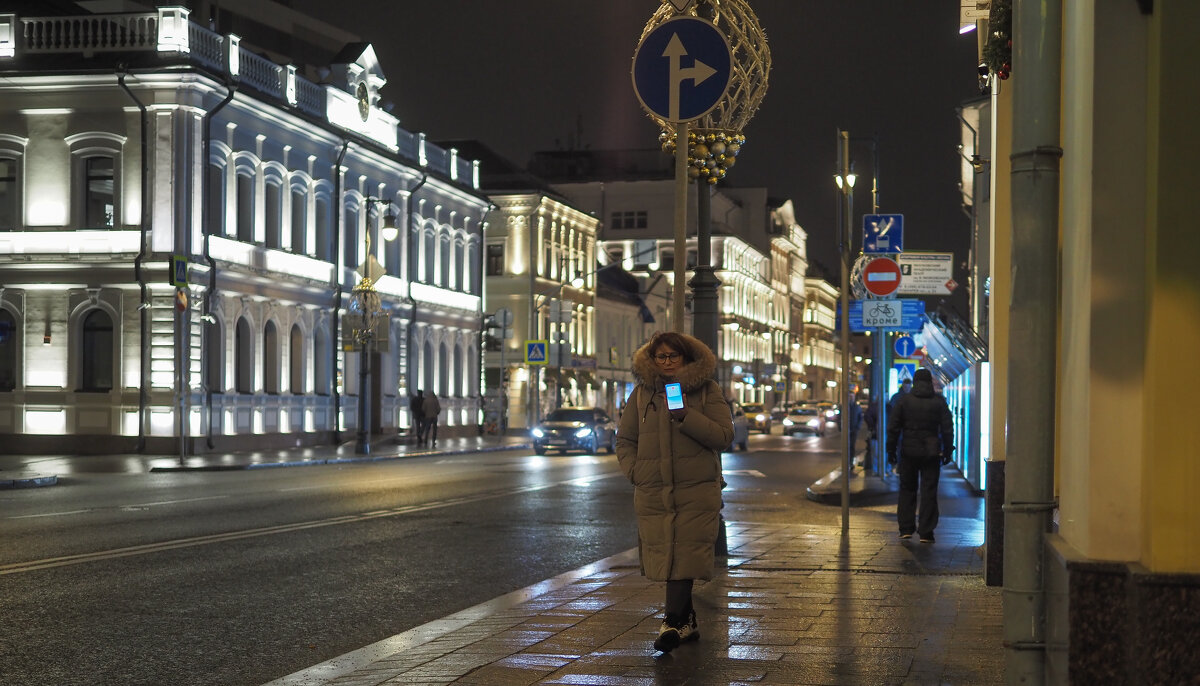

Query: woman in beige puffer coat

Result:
[616,331,733,653]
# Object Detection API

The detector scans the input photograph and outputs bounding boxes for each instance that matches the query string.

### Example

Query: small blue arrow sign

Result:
[863,214,904,254]
[632,17,732,123]
[894,335,916,358]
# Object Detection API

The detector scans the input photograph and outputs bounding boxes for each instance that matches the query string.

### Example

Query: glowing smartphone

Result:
[665,382,684,411]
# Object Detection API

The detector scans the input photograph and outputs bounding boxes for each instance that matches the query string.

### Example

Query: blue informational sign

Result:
[632,17,732,123]
[863,214,904,254]
[525,341,548,365]
[845,298,925,332]
[894,361,917,381]
[894,335,916,358]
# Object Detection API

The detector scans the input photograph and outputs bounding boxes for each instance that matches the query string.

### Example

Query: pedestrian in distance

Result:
[421,390,441,447]
[886,368,954,544]
[411,390,426,445]
[615,331,734,654]
[888,378,912,411]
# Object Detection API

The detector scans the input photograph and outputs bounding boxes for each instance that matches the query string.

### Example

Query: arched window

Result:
[439,233,451,288]
[290,188,306,255]
[343,206,360,269]
[203,319,223,392]
[236,172,254,243]
[80,309,114,392]
[454,343,465,397]
[206,162,225,236]
[313,323,330,395]
[423,228,435,283]
[422,339,435,395]
[264,181,282,249]
[454,239,466,291]
[0,309,17,390]
[314,195,331,261]
[263,320,280,394]
[290,324,305,394]
[439,341,450,397]
[235,317,253,394]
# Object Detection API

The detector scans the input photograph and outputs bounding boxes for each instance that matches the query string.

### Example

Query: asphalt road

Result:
[0,432,846,686]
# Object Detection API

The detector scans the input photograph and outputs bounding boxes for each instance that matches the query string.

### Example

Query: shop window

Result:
[313,324,330,395]
[80,309,114,392]
[204,319,223,392]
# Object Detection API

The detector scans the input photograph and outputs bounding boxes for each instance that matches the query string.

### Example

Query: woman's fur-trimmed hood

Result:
[631,332,717,392]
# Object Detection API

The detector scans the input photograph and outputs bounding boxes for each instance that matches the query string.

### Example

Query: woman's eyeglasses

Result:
[653,352,682,362]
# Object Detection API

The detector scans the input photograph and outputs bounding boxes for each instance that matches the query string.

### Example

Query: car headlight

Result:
[531,428,544,438]
[807,419,821,427]
[755,414,766,422]
[782,418,794,426]
[574,427,592,438]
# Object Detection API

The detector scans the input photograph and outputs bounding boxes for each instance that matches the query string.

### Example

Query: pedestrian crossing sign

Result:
[525,340,548,365]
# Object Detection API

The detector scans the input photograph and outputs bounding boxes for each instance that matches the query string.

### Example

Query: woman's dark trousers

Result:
[897,455,941,538]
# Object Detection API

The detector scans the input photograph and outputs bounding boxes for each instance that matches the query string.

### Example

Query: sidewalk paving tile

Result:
[302,519,1003,686]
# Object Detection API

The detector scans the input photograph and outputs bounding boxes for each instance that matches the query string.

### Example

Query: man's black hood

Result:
[912,368,936,397]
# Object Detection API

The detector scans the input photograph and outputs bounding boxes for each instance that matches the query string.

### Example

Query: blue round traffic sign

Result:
[632,17,732,123]
[894,335,916,358]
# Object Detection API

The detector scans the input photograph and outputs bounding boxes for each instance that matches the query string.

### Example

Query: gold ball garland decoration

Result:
[659,129,746,185]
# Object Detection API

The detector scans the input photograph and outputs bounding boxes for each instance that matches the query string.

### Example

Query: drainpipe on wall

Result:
[200,79,236,450]
[331,139,350,445]
[1003,1,1062,683]
[117,68,150,453]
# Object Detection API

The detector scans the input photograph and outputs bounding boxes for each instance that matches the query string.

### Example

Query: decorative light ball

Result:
[727,142,741,155]
[693,143,709,159]
[711,141,727,156]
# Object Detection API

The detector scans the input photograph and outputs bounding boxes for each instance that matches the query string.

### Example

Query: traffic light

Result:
[482,316,501,352]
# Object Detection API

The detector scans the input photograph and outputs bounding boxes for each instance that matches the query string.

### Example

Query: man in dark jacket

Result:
[410,391,426,445]
[886,368,954,543]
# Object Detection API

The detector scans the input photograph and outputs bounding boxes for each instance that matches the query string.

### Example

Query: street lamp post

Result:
[349,199,397,455]
[835,130,855,533]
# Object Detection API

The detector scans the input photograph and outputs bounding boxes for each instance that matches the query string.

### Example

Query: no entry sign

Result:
[862,257,902,297]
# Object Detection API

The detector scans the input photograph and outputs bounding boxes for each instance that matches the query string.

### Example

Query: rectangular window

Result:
[0,159,17,230]
[486,243,504,276]
[84,157,114,228]
[206,164,224,236]
[610,210,647,230]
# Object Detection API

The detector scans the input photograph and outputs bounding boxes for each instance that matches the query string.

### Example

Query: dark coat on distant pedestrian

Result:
[886,370,953,461]
[616,333,733,583]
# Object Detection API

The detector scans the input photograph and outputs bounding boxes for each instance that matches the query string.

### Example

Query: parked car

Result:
[782,406,826,436]
[741,403,771,433]
[531,407,617,455]
[728,402,750,452]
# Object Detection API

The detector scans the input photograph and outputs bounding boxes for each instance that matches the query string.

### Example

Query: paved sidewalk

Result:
[266,516,1002,686]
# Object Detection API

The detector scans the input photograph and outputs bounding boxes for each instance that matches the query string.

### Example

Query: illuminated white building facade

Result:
[0,8,488,453]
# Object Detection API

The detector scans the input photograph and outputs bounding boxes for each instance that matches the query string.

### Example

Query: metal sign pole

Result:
[672,119,689,332]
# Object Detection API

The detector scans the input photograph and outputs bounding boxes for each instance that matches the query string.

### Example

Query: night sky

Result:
[286,0,982,301]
